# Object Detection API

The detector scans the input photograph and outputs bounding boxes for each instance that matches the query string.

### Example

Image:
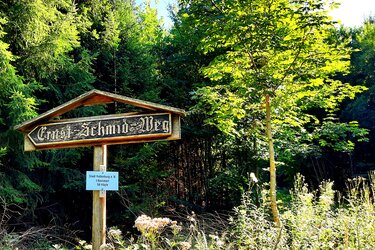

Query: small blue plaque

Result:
[86,171,119,191]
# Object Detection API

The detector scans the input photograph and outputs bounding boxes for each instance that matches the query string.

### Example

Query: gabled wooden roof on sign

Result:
[14,89,186,133]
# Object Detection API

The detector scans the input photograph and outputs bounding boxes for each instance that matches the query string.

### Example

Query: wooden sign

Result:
[14,89,186,250]
[27,113,172,149]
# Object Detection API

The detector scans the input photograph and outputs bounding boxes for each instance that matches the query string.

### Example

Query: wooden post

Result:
[92,145,107,250]
[14,90,186,250]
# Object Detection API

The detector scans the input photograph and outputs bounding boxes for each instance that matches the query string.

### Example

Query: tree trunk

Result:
[265,94,280,227]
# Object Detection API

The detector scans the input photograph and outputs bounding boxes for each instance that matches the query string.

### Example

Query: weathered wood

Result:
[99,164,107,198]
[92,145,107,250]
[82,95,113,106]
[169,114,181,140]
[26,113,173,150]
[14,90,185,249]
[25,135,181,151]
[47,112,143,123]
[24,135,36,151]
[14,89,186,133]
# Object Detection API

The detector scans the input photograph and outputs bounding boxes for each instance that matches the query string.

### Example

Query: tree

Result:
[0,0,169,230]
[181,0,366,224]
[342,18,375,175]
[0,17,41,203]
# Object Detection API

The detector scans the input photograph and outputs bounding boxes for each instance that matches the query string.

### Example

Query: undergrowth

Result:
[3,173,375,249]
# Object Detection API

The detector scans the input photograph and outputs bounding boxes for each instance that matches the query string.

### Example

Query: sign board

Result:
[15,90,185,151]
[15,90,185,250]
[86,171,119,191]
[27,113,172,149]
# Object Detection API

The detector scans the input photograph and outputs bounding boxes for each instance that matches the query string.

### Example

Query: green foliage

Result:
[230,182,284,248]
[0,147,6,159]
[4,172,375,249]
[2,0,81,79]
[314,119,368,152]
[229,174,375,249]
[0,0,169,233]
[113,143,172,218]
[156,1,213,109]
[0,0,374,244]
[95,213,231,250]
[184,0,366,161]
[208,170,247,208]
[78,0,163,101]
[349,20,375,87]
[64,174,375,249]
[283,175,336,249]
[0,16,42,204]
[342,21,375,128]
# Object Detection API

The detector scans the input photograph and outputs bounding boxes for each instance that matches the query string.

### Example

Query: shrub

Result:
[71,172,375,249]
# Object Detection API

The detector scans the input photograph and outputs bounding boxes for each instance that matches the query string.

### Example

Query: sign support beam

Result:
[92,145,107,250]
[14,90,185,248]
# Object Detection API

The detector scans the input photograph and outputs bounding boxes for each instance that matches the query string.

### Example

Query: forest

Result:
[1,0,375,249]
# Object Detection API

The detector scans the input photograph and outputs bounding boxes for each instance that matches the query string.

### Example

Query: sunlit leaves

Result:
[6,90,38,126]
[192,85,246,135]
[2,0,81,78]
[0,16,41,202]
[0,18,39,125]
[138,0,164,46]
[101,11,121,50]
[315,119,369,152]
[185,0,366,158]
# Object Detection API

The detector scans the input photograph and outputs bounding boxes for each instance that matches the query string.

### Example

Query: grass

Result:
[110,173,375,250]
[3,173,375,249]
